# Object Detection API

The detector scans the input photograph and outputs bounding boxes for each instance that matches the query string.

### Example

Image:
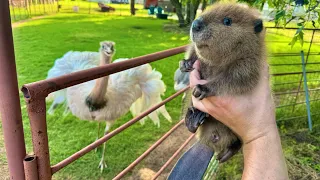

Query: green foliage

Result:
[239,0,320,48]
[289,25,304,48]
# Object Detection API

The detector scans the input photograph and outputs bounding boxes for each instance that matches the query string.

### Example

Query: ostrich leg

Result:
[99,121,113,172]
[95,122,101,153]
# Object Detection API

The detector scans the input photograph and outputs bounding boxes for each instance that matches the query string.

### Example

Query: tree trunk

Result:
[185,0,191,25]
[201,0,207,11]
[130,0,135,15]
[187,0,201,24]
[170,0,185,27]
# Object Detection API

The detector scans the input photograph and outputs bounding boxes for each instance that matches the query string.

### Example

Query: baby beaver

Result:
[180,3,267,163]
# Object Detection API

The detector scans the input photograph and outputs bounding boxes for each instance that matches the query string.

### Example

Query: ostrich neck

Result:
[89,51,111,101]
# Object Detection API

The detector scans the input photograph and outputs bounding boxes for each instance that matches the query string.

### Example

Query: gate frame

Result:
[0,1,27,179]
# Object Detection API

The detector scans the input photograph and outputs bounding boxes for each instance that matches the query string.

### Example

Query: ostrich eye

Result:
[223,17,232,26]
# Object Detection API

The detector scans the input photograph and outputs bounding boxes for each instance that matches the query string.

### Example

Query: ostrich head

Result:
[99,41,115,56]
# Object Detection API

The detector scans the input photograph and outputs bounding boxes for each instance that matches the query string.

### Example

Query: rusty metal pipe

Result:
[25,98,51,180]
[51,86,189,174]
[152,134,195,180]
[22,45,187,99]
[0,1,27,179]
[24,155,39,180]
[113,120,185,180]
[271,71,320,76]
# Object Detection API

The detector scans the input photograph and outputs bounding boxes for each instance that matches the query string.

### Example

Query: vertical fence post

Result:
[88,0,91,14]
[10,0,16,21]
[20,92,52,180]
[56,0,58,12]
[42,0,46,14]
[18,0,22,21]
[0,1,27,179]
[38,0,42,15]
[292,30,315,113]
[300,51,312,131]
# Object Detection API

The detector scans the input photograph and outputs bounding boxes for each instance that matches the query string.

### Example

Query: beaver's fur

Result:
[181,3,267,162]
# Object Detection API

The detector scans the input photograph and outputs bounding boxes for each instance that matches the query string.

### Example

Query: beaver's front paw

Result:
[192,84,209,100]
[179,59,195,72]
[185,107,208,133]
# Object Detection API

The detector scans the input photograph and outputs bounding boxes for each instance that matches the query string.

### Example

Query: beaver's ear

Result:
[254,19,263,33]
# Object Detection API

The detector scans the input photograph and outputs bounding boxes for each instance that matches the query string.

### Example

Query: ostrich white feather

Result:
[46,51,172,126]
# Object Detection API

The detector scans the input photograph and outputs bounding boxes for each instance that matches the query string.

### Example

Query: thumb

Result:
[190,62,207,87]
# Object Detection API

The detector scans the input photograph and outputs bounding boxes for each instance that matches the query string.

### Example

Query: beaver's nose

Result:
[192,18,205,32]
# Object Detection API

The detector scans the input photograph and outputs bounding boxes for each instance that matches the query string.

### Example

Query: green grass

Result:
[10,13,188,179]
[0,12,319,179]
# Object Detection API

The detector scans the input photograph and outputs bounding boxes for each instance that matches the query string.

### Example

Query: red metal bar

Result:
[51,86,189,174]
[113,120,185,180]
[270,62,320,66]
[0,2,27,179]
[266,26,320,31]
[274,87,320,96]
[152,134,195,180]
[271,71,320,76]
[24,155,39,180]
[25,98,51,179]
[21,45,187,99]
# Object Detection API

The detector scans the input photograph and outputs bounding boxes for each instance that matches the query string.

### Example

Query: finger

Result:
[190,69,207,87]
[192,96,208,113]
[193,60,201,70]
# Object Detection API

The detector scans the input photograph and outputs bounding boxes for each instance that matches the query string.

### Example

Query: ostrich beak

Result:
[168,141,214,180]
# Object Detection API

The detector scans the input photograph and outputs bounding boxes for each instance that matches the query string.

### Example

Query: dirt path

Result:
[127,124,196,180]
[0,129,9,180]
[0,121,194,180]
[12,15,47,28]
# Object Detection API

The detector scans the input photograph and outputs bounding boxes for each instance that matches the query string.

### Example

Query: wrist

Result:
[240,107,277,144]
[242,125,289,180]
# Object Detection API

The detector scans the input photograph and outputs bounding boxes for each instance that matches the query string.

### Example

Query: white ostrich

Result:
[46,41,172,171]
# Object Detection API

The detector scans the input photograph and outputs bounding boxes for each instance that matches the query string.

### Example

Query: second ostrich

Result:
[47,41,172,171]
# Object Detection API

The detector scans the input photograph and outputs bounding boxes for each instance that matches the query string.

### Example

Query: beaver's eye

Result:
[223,17,232,26]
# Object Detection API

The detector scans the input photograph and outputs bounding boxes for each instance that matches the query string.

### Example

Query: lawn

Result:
[0,12,319,179]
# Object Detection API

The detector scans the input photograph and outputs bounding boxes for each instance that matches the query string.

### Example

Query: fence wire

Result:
[57,0,149,17]
[9,0,176,22]
[267,28,320,129]
[9,0,58,22]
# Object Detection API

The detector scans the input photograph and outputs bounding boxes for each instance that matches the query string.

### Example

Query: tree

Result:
[186,0,201,24]
[170,0,216,27]
[170,0,203,26]
[170,0,186,26]
[130,0,135,15]
[202,0,208,11]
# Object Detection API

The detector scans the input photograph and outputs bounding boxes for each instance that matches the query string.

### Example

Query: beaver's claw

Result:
[180,59,196,72]
[185,107,208,133]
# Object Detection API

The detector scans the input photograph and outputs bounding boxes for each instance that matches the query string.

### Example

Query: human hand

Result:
[190,60,277,144]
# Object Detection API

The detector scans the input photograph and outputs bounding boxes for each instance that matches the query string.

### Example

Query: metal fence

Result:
[57,0,149,17]
[9,0,173,23]
[9,0,58,22]
[2,0,320,178]
[267,28,320,131]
